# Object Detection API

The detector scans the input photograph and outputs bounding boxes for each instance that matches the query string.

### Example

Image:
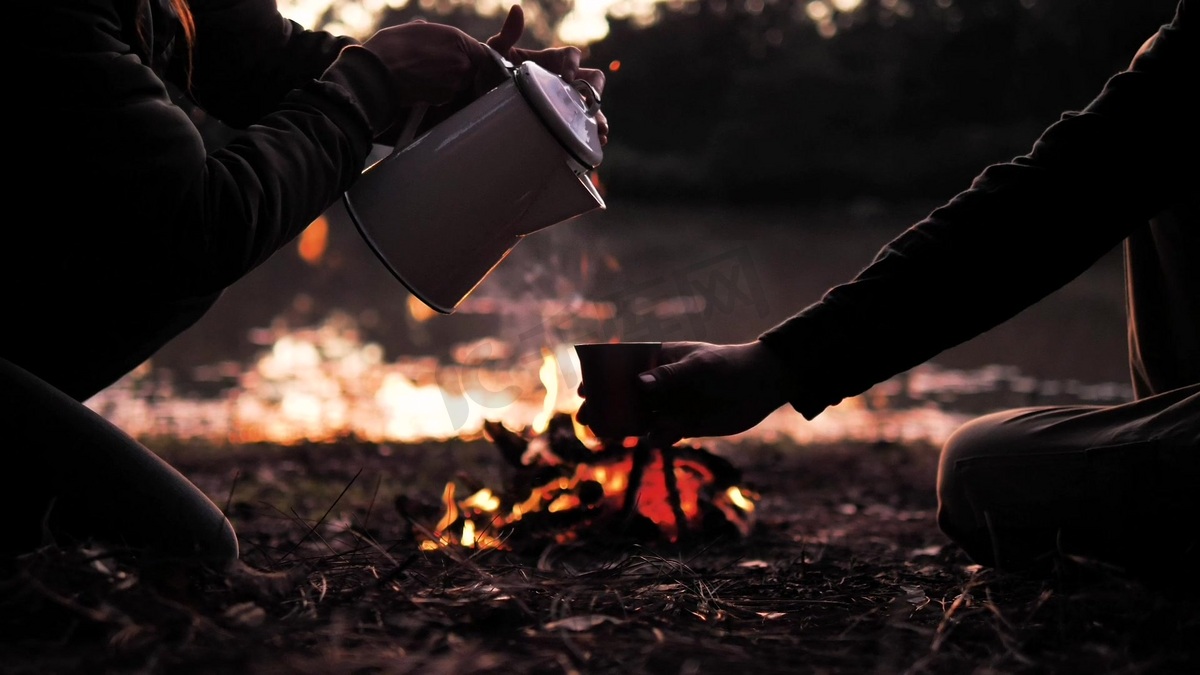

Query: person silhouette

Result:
[579,0,1197,576]
[4,1,605,568]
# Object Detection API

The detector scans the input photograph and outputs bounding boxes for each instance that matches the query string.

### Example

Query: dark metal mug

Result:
[574,342,662,438]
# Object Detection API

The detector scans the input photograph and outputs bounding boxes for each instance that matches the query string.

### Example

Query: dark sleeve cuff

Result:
[319,45,400,139]
[757,317,845,421]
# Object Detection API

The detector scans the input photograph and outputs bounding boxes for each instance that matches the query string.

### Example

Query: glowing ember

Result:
[413,413,759,552]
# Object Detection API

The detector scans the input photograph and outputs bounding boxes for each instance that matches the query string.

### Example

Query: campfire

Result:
[412,412,759,553]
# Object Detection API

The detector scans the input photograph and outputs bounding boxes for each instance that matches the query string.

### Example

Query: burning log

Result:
[411,412,758,553]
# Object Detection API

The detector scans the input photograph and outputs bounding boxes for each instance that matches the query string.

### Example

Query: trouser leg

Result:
[2,356,238,568]
[936,384,1199,573]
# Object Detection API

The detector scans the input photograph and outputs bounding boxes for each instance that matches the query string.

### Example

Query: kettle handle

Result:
[392,102,429,151]
[483,41,517,73]
[390,43,514,153]
[389,47,600,151]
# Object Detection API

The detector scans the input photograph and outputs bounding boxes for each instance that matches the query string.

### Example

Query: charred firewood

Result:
[543,412,595,464]
[660,445,691,542]
[482,419,527,468]
[419,416,758,552]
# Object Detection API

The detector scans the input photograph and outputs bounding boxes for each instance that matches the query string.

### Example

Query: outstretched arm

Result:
[579,1,1193,443]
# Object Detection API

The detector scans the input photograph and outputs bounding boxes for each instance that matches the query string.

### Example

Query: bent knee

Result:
[938,410,1027,501]
[941,409,1034,465]
[935,408,1054,567]
[201,515,240,570]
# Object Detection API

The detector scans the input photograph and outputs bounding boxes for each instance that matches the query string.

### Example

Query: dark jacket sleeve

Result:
[14,0,398,296]
[183,0,359,126]
[758,0,1196,420]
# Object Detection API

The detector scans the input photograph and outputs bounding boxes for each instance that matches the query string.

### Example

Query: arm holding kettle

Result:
[341,5,607,146]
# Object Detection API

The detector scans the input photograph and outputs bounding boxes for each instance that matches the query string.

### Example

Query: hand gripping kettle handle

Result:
[388,43,515,153]
[390,44,600,154]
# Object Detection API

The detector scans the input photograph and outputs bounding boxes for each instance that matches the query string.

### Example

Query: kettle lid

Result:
[513,61,604,170]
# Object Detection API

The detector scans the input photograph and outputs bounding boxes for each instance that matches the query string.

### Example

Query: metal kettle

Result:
[343,47,606,314]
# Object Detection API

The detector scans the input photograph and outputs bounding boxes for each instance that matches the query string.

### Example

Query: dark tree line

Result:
[368,0,1179,205]
[579,0,1180,204]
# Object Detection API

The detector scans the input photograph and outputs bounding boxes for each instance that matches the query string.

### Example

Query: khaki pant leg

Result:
[936,383,1199,572]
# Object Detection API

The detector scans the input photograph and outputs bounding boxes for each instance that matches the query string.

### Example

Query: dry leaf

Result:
[542,614,622,632]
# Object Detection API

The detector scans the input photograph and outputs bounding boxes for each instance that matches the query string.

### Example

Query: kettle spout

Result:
[518,162,606,235]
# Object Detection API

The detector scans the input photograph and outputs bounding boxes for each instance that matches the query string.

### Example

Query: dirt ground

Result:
[3,427,1197,675]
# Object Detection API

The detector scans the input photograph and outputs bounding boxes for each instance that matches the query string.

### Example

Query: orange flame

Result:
[297,215,329,264]
[419,433,759,552]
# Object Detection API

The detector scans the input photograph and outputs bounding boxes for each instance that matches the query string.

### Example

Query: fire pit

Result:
[412,412,758,553]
